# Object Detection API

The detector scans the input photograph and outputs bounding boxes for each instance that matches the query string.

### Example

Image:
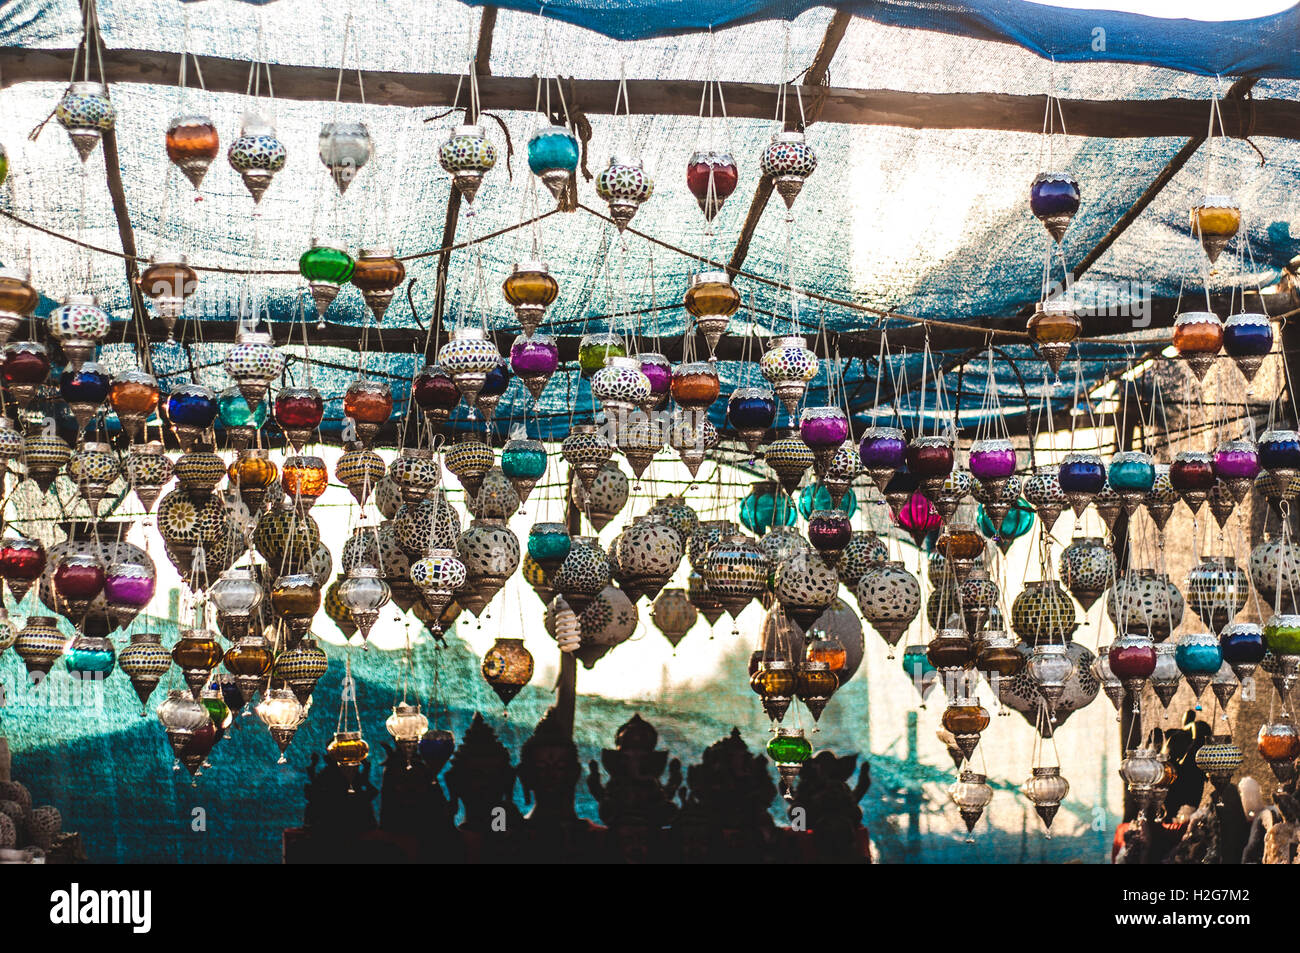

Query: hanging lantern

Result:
[1185,556,1247,633]
[157,689,212,765]
[66,440,119,515]
[684,271,740,357]
[1092,644,1124,709]
[273,637,328,706]
[1022,766,1070,831]
[595,155,653,230]
[0,535,44,603]
[468,467,520,521]
[670,361,720,414]
[764,431,814,496]
[796,659,838,721]
[1250,538,1300,612]
[165,383,218,452]
[775,549,839,629]
[799,405,849,479]
[1172,311,1223,381]
[60,360,111,430]
[956,568,999,634]
[855,561,921,651]
[343,378,392,447]
[1108,633,1158,705]
[108,369,160,441]
[686,150,739,221]
[858,425,908,493]
[318,120,371,194]
[253,508,321,575]
[0,267,38,344]
[526,523,570,578]
[175,447,227,498]
[208,567,263,642]
[1030,171,1081,243]
[528,124,580,204]
[1145,465,1179,530]
[482,637,534,707]
[739,481,797,534]
[688,571,726,627]
[942,698,991,762]
[56,81,114,161]
[1173,630,1222,700]
[700,534,766,621]
[333,445,385,507]
[760,130,816,209]
[836,530,888,589]
[226,447,275,514]
[12,615,64,677]
[456,519,519,616]
[118,632,172,714]
[256,687,306,763]
[807,509,851,564]
[934,521,986,581]
[1147,642,1183,708]
[636,351,672,411]
[1258,722,1300,787]
[0,417,20,470]
[760,336,817,416]
[1259,429,1300,493]
[1195,735,1243,786]
[719,386,774,459]
[968,437,1017,501]
[1264,613,1300,701]
[221,634,273,708]
[1189,195,1240,264]
[508,333,559,402]
[1108,450,1156,516]
[51,551,105,627]
[166,114,220,190]
[1057,452,1106,516]
[439,124,497,202]
[227,114,286,203]
[139,255,198,340]
[297,241,355,319]
[617,412,662,478]
[1058,536,1114,609]
[408,547,467,631]
[901,643,938,703]
[411,364,462,430]
[562,423,614,492]
[385,448,438,506]
[3,341,50,409]
[1010,580,1077,644]
[592,355,652,420]
[1212,438,1260,504]
[651,588,697,648]
[615,517,683,602]
[569,462,628,531]
[24,431,71,494]
[578,332,626,378]
[337,565,390,642]
[438,327,499,408]
[350,246,406,323]
[907,435,956,500]
[1212,660,1240,709]
[766,725,812,797]
[218,382,269,449]
[1090,483,1120,533]
[1207,480,1236,529]
[384,701,429,768]
[1222,312,1272,382]
[551,536,612,616]
[502,261,559,337]
[1107,569,1184,640]
[281,454,329,511]
[223,329,283,411]
[171,628,223,698]
[269,572,322,645]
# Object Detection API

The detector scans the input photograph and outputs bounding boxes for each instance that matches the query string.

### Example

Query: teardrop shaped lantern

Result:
[509,333,559,402]
[528,124,580,205]
[0,267,39,345]
[595,155,654,231]
[318,120,372,194]
[438,327,500,409]
[501,437,547,503]
[563,424,615,492]
[139,254,198,341]
[48,294,110,372]
[67,440,119,515]
[342,378,393,448]
[60,360,111,431]
[684,271,740,357]
[1029,171,1081,243]
[1222,312,1272,382]
[166,114,220,190]
[164,382,218,452]
[439,124,497,203]
[760,335,817,417]
[223,329,283,411]
[350,246,406,324]
[503,261,559,337]
[728,387,777,457]
[56,81,115,162]
[1173,311,1223,381]
[760,130,817,210]
[687,150,739,221]
[227,115,286,203]
[299,241,355,318]
[1189,194,1240,265]
[592,355,651,421]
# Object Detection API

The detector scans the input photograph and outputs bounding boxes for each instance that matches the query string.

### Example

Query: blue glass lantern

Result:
[1108,451,1155,493]
[1030,172,1081,242]
[1175,631,1222,693]
[503,439,547,482]
[1258,430,1300,472]
[419,727,456,772]
[64,635,115,676]
[727,387,777,454]
[59,361,111,406]
[740,481,799,534]
[166,383,218,428]
[798,482,856,519]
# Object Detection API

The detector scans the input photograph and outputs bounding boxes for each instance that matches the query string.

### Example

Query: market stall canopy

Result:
[0,0,1295,442]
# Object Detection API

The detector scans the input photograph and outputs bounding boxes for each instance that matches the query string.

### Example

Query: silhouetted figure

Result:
[671,728,778,863]
[785,750,872,863]
[517,707,600,863]
[588,714,680,863]
[444,713,523,863]
[378,741,459,861]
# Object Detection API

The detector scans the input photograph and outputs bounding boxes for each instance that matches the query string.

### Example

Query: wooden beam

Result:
[1071,76,1258,282]
[2,47,1294,139]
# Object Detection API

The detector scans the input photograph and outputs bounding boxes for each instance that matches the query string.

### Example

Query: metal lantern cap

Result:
[67,81,109,96]
[167,114,214,131]
[1197,194,1238,209]
[513,259,550,274]
[310,238,350,254]
[453,326,489,341]
[769,334,807,349]
[148,251,188,267]
[454,124,486,138]
[0,266,31,283]
[691,270,731,287]
[358,245,395,259]
[609,154,643,169]
[81,441,112,453]
[61,292,100,307]
[771,130,806,144]
[1174,311,1222,326]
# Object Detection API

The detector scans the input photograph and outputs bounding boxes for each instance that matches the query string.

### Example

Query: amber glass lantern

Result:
[0,267,39,344]
[942,697,990,761]
[502,260,559,336]
[481,637,534,708]
[109,369,161,441]
[1172,311,1223,381]
[343,378,393,447]
[171,628,223,698]
[934,523,985,579]
[1189,195,1240,264]
[796,660,838,721]
[683,271,740,356]
[223,635,273,707]
[281,455,328,511]
[805,635,847,680]
[756,659,797,722]
[670,361,721,411]
[1027,301,1080,377]
[270,573,322,645]
[229,447,278,512]
[327,730,371,789]
[350,246,406,323]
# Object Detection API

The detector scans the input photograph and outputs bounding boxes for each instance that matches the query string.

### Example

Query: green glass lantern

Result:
[577,332,626,377]
[299,241,355,317]
[740,481,798,534]
[766,725,812,798]
[798,483,857,519]
[977,497,1035,551]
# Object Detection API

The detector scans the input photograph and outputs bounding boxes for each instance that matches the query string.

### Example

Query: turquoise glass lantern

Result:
[501,438,547,483]
[64,635,115,676]
[977,497,1035,550]
[740,481,798,534]
[798,483,857,519]
[528,126,580,178]
[218,385,268,430]
[1108,451,1156,493]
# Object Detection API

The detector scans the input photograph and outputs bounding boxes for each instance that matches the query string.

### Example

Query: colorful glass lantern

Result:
[968,437,1016,490]
[502,260,559,337]
[798,482,856,519]
[439,124,497,202]
[1169,450,1215,514]
[799,405,849,477]
[256,687,306,762]
[670,361,720,413]
[766,725,812,796]
[66,440,119,514]
[350,246,405,323]
[1212,438,1260,503]
[410,364,461,428]
[1258,722,1300,786]
[636,351,672,411]
[1108,450,1156,515]
[216,385,265,450]
[108,368,160,441]
[342,378,392,447]
[1189,195,1240,264]
[1185,556,1247,633]
[482,637,534,707]
[562,424,614,493]
[318,120,371,194]
[858,425,907,492]
[764,431,814,496]
[48,294,110,371]
[1027,299,1081,378]
[1030,171,1081,242]
[1172,311,1223,381]
[595,154,653,230]
[592,355,652,420]
[118,632,172,713]
[140,254,198,341]
[282,454,329,510]
[739,481,797,534]
[1057,451,1106,515]
[227,114,286,203]
[855,561,921,650]
[385,701,429,767]
[760,335,817,416]
[1195,734,1243,785]
[687,151,739,221]
[0,267,39,344]
[509,334,559,402]
[409,549,467,632]
[60,360,111,430]
[727,386,777,456]
[1222,312,1272,382]
[577,332,625,378]
[56,81,114,161]
[299,241,355,317]
[907,435,955,498]
[701,534,767,621]
[1219,621,1265,682]
[501,437,547,503]
[977,497,1034,549]
[164,382,217,451]
[528,125,580,202]
[893,491,941,547]
[761,130,817,209]
[684,271,740,356]
[527,522,571,577]
[1058,536,1114,609]
[807,509,852,563]
[0,535,45,603]
[438,327,499,408]
[209,567,263,642]
[943,698,991,762]
[223,329,282,410]
[166,114,220,190]
[2,340,49,409]
[1108,632,1158,701]
[1173,630,1222,700]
